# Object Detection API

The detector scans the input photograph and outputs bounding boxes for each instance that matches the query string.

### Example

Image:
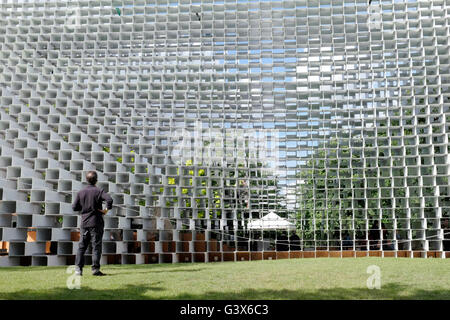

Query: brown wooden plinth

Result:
[146,241,155,253]
[251,252,263,260]
[194,241,206,252]
[45,241,51,254]
[397,250,410,258]
[195,232,205,241]
[223,252,235,261]
[263,251,276,260]
[178,253,191,263]
[160,253,173,263]
[315,251,328,258]
[193,253,205,262]
[329,251,341,258]
[71,231,80,242]
[223,243,235,252]
[0,241,9,253]
[106,254,121,264]
[369,250,381,257]
[162,241,175,253]
[208,240,218,252]
[208,252,222,262]
[143,253,158,264]
[181,232,192,241]
[276,251,289,259]
[181,241,189,252]
[427,251,441,258]
[27,230,36,242]
[341,250,354,258]
[237,252,250,261]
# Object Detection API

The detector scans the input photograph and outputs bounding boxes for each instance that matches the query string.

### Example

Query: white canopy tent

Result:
[247,211,296,231]
[246,211,297,251]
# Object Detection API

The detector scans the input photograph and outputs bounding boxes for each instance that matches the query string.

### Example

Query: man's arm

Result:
[100,189,113,214]
[72,193,82,212]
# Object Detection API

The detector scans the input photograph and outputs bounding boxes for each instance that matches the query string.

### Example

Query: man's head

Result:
[86,171,98,185]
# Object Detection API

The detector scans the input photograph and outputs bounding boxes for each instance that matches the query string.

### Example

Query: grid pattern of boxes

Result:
[0,0,450,266]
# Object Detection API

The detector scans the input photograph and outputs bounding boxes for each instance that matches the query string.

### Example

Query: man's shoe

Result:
[92,270,106,276]
[75,267,82,276]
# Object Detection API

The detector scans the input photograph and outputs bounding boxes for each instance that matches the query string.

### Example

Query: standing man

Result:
[72,171,113,276]
[369,220,381,250]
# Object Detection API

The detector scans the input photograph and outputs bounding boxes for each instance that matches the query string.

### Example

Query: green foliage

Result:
[297,142,378,241]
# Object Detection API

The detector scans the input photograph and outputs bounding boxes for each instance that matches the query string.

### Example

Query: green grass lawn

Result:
[0,257,449,300]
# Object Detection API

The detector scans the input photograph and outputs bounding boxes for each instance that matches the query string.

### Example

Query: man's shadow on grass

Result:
[2,282,450,300]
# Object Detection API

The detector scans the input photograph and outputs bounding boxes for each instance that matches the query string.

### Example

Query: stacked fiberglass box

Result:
[0,0,450,266]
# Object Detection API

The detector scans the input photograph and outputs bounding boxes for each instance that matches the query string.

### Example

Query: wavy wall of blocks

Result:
[1,0,450,266]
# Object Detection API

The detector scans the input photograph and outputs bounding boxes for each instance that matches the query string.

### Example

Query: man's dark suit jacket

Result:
[72,185,113,228]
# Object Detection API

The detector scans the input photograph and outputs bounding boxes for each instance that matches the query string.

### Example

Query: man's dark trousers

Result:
[75,225,104,273]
